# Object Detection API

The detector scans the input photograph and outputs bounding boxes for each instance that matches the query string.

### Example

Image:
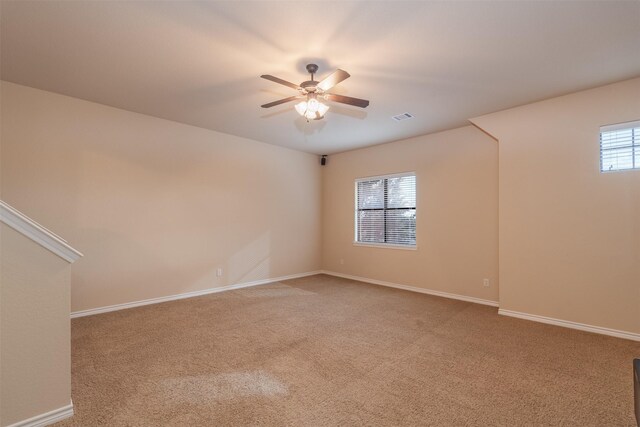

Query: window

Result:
[355,172,416,248]
[600,120,640,172]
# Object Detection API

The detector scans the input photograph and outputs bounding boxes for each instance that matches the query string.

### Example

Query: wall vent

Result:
[392,112,414,122]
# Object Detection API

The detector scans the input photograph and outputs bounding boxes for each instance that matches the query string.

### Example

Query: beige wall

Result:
[322,126,499,303]
[472,77,640,334]
[3,76,637,337]
[0,224,71,426]
[1,82,322,313]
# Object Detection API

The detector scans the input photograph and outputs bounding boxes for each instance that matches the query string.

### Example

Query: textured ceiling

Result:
[2,1,640,154]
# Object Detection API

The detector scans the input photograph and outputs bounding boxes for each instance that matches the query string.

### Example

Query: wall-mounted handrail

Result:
[0,200,82,263]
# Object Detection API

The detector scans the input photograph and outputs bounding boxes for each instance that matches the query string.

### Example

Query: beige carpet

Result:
[59,274,639,426]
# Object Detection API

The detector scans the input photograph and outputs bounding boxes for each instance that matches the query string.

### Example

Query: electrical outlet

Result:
[216,268,223,277]
[483,278,490,287]
[340,259,344,265]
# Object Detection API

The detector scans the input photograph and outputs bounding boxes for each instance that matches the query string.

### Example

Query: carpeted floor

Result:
[59,274,639,426]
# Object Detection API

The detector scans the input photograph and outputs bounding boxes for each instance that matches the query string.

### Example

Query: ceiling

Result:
[2,1,640,155]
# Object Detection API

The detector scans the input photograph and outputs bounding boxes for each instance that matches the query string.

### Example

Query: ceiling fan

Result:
[261,64,369,121]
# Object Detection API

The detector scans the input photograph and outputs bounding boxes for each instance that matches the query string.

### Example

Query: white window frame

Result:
[600,120,640,173]
[353,171,417,250]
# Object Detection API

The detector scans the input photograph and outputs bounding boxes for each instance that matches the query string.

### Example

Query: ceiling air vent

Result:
[392,112,414,122]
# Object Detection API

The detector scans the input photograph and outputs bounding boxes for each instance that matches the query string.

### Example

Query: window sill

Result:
[353,242,417,251]
[600,168,639,174]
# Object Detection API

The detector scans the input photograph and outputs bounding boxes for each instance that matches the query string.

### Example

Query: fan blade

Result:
[261,95,301,108]
[317,69,350,91]
[260,75,300,90]
[324,93,369,108]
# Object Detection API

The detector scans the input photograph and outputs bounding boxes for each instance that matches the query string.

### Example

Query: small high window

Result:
[600,120,640,172]
[355,173,416,248]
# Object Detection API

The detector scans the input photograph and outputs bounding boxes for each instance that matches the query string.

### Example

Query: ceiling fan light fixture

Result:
[317,102,329,116]
[295,98,329,120]
[294,101,307,115]
[307,98,320,113]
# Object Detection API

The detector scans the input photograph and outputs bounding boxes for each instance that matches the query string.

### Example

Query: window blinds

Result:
[600,120,640,172]
[356,173,416,246]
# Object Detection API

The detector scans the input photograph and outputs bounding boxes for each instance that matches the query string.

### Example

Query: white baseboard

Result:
[6,401,73,427]
[321,270,499,307]
[499,309,640,342]
[71,271,323,318]
[70,270,639,342]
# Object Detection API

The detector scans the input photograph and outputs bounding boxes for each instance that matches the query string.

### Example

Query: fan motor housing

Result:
[300,81,318,92]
